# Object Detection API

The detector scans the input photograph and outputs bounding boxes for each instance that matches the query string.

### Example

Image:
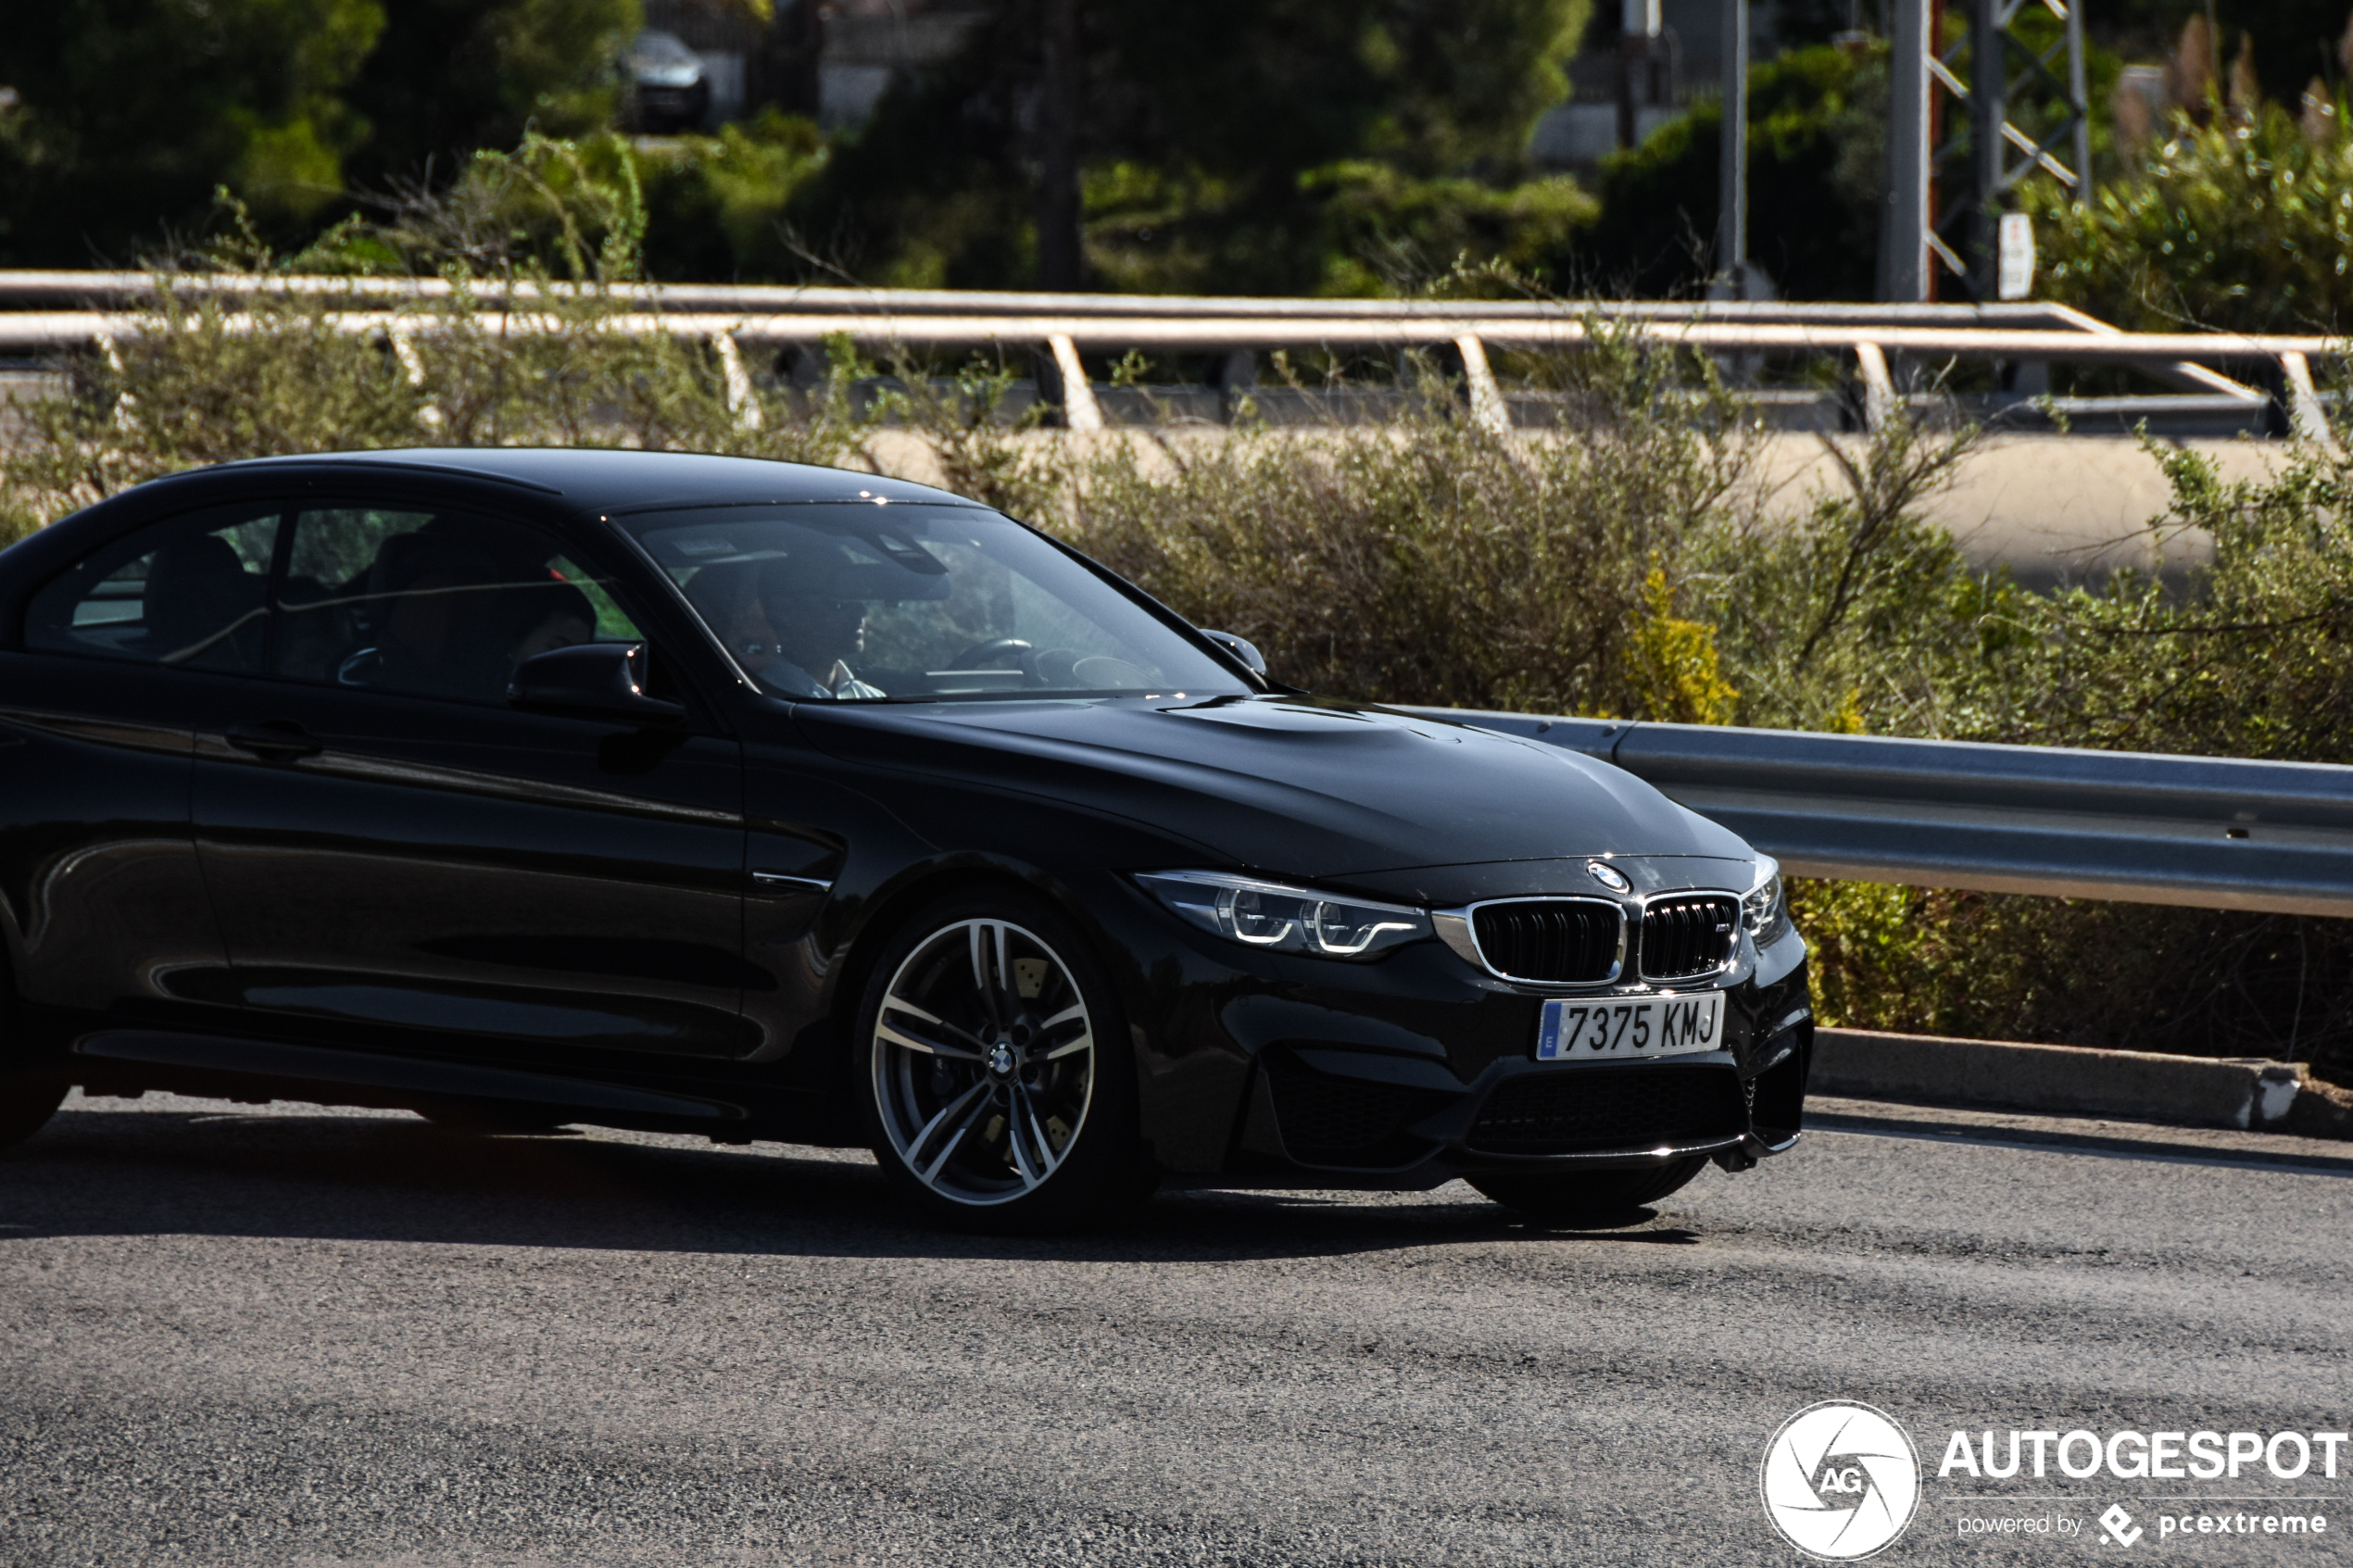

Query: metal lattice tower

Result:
[1886,0,2090,302]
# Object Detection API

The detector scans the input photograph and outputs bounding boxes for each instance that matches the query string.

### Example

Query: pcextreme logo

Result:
[1762,1401,1924,1560]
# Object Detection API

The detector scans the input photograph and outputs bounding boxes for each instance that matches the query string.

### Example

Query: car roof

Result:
[211,448,987,515]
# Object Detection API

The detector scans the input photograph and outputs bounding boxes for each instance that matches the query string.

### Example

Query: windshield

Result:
[621,503,1251,702]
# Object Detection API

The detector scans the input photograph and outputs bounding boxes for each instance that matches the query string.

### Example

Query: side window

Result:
[273,507,642,704]
[25,505,283,673]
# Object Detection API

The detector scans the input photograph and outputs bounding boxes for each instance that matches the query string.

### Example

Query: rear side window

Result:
[271,506,642,704]
[24,505,283,673]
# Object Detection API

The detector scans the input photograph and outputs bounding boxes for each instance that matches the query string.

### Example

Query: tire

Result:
[854,889,1154,1232]
[0,1074,68,1154]
[1468,1156,1707,1222]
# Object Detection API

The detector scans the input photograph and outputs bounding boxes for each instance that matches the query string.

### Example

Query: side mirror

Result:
[1198,628,1267,676]
[508,641,686,724]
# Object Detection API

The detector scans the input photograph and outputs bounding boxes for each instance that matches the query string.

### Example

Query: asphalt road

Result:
[2,1089,2348,1567]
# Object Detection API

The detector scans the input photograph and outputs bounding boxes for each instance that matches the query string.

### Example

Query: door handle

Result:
[224,721,323,760]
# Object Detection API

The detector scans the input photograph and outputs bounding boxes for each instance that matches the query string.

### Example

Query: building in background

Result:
[812,0,988,130]
[635,0,985,134]
[1529,0,1802,168]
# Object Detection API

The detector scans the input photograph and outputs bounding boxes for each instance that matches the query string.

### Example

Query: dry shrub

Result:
[1059,341,1758,716]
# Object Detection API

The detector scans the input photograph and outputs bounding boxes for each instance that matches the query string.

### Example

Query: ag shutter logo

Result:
[1762,1401,1923,1560]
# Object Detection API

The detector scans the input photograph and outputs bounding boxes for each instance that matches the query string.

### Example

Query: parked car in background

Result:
[626,30,710,133]
[0,449,1811,1230]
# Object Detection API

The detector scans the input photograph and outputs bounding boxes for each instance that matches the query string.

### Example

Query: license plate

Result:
[1536,992,1726,1060]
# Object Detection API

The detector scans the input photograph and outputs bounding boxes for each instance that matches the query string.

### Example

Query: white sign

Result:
[1997,212,2036,301]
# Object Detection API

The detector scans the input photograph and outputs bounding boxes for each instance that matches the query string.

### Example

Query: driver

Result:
[759,561,886,699]
[686,556,886,699]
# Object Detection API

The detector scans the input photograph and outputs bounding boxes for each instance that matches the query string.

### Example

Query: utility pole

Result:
[1617,0,1667,150]
[1716,0,1747,295]
[1884,0,1931,300]
[1036,0,1084,292]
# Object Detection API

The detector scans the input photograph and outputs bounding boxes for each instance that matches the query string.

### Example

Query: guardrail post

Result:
[1454,335,1509,433]
[2281,352,2333,445]
[711,332,763,432]
[383,327,446,431]
[1854,342,1898,432]
[89,332,136,431]
[1210,348,1257,423]
[1044,333,1104,432]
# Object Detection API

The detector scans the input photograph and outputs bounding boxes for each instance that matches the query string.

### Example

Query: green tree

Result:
[0,0,637,267]
[340,0,640,191]
[788,0,1592,294]
[0,0,386,260]
[1574,43,1885,299]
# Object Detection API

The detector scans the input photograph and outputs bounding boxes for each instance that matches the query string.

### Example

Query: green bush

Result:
[1062,342,1755,715]
[2033,101,2353,335]
[633,112,832,282]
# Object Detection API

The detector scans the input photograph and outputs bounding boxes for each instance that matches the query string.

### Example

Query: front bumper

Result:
[1227,1017,1809,1189]
[1126,895,1813,1188]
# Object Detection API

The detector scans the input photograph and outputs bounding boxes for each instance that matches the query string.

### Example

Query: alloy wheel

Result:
[869,918,1096,1207]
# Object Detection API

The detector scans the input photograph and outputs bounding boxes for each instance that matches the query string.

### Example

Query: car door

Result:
[188,500,753,1063]
[0,500,283,1020]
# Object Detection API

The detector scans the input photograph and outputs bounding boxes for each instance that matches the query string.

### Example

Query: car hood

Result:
[792,696,1754,884]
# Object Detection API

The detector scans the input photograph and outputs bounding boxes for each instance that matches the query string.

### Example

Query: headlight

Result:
[1742,854,1790,948]
[1135,871,1430,960]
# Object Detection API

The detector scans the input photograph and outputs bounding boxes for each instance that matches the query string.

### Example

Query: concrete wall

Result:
[860,426,2280,588]
[1752,433,2287,589]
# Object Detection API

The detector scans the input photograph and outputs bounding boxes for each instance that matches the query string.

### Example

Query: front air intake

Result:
[1466,1062,1748,1156]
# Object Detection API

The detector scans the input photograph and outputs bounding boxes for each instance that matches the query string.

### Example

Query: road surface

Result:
[2,1089,2347,1565]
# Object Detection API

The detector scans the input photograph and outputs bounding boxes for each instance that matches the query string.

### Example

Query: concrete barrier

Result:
[1809,1027,2313,1131]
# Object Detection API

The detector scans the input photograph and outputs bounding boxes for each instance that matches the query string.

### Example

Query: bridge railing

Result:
[0,272,2328,436]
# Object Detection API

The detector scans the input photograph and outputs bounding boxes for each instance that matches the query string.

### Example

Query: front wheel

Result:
[1469,1156,1706,1222]
[854,891,1152,1231]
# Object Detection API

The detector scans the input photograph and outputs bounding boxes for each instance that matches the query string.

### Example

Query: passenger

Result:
[338,540,502,697]
[497,581,599,676]
[144,534,264,669]
[271,574,359,683]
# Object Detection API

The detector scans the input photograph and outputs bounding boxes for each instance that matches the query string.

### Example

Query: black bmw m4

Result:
[0,448,1810,1227]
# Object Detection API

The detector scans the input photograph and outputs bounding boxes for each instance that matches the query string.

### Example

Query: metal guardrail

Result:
[0,272,2200,323]
[1413,710,2353,919]
[0,271,2323,436]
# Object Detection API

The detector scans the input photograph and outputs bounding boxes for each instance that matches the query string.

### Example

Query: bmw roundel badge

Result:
[1587,859,1631,893]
